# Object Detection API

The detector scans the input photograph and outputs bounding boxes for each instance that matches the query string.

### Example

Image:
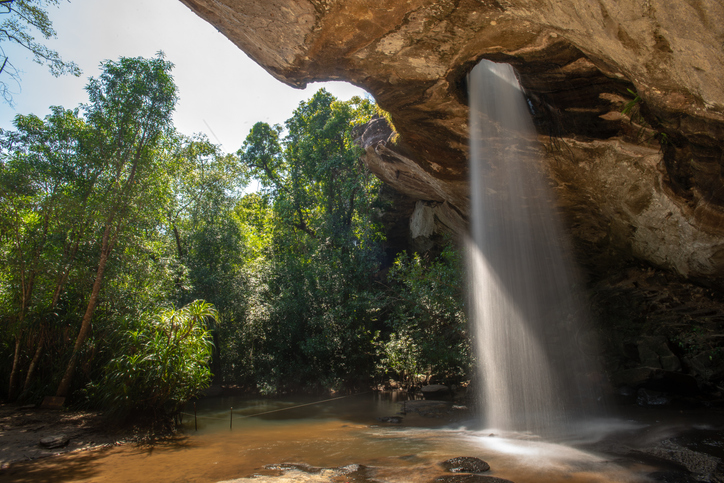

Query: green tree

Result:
[214,192,273,385]
[385,243,471,382]
[165,134,246,378]
[0,106,93,399]
[98,300,216,418]
[0,92,184,402]
[235,90,386,393]
[0,0,81,104]
[55,54,177,398]
[0,81,471,404]
[239,91,378,242]
[375,331,421,386]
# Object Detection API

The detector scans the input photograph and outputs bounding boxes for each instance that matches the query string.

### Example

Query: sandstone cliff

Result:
[178,0,724,395]
[179,0,723,283]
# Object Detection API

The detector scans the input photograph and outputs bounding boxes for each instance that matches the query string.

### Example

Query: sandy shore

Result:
[0,404,137,469]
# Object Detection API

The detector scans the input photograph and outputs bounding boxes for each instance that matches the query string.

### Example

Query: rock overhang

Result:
[178,0,724,282]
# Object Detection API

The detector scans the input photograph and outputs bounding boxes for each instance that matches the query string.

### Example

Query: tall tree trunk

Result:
[55,224,117,398]
[8,205,52,400]
[172,224,184,258]
[24,235,82,394]
[55,142,140,399]
[22,332,44,393]
[8,333,22,400]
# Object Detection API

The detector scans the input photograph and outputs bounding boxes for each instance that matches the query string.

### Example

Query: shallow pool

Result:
[3,392,710,483]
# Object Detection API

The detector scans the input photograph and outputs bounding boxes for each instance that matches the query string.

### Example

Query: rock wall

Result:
[178,0,724,282]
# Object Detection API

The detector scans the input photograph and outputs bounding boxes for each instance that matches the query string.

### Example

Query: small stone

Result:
[441,456,490,473]
[39,434,69,449]
[433,476,514,483]
[376,416,402,424]
[337,464,361,474]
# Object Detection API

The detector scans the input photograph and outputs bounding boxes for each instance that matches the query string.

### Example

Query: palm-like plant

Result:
[99,300,216,419]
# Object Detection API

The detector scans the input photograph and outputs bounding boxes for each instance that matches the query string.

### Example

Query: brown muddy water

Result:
[2,392,718,483]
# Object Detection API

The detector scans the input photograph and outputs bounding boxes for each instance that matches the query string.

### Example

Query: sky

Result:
[0,0,369,153]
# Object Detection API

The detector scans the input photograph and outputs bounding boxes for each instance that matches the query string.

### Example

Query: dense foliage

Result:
[0,55,470,418]
[384,244,471,384]
[95,300,217,418]
[228,91,390,393]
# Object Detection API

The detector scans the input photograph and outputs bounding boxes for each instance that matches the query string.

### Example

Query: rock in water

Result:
[421,385,449,394]
[421,384,450,400]
[433,476,514,483]
[376,416,402,424]
[440,457,490,473]
[39,434,69,448]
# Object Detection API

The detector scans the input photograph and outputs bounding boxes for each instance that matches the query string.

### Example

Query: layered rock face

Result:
[179,0,724,283]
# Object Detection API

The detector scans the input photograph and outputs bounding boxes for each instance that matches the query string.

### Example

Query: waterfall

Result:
[467,60,602,436]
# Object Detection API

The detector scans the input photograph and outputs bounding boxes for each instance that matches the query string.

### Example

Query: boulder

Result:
[686,350,724,383]
[421,385,450,394]
[613,367,700,397]
[440,457,491,473]
[421,384,451,400]
[402,400,454,418]
[638,336,682,372]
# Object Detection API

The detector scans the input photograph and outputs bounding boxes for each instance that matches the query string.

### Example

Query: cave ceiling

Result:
[179,0,724,282]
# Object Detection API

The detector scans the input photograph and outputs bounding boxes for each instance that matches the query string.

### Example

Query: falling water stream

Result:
[467,60,603,436]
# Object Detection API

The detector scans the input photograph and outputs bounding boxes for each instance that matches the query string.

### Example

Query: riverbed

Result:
[2,392,722,482]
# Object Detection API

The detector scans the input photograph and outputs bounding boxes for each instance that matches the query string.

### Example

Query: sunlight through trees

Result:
[0,56,469,420]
